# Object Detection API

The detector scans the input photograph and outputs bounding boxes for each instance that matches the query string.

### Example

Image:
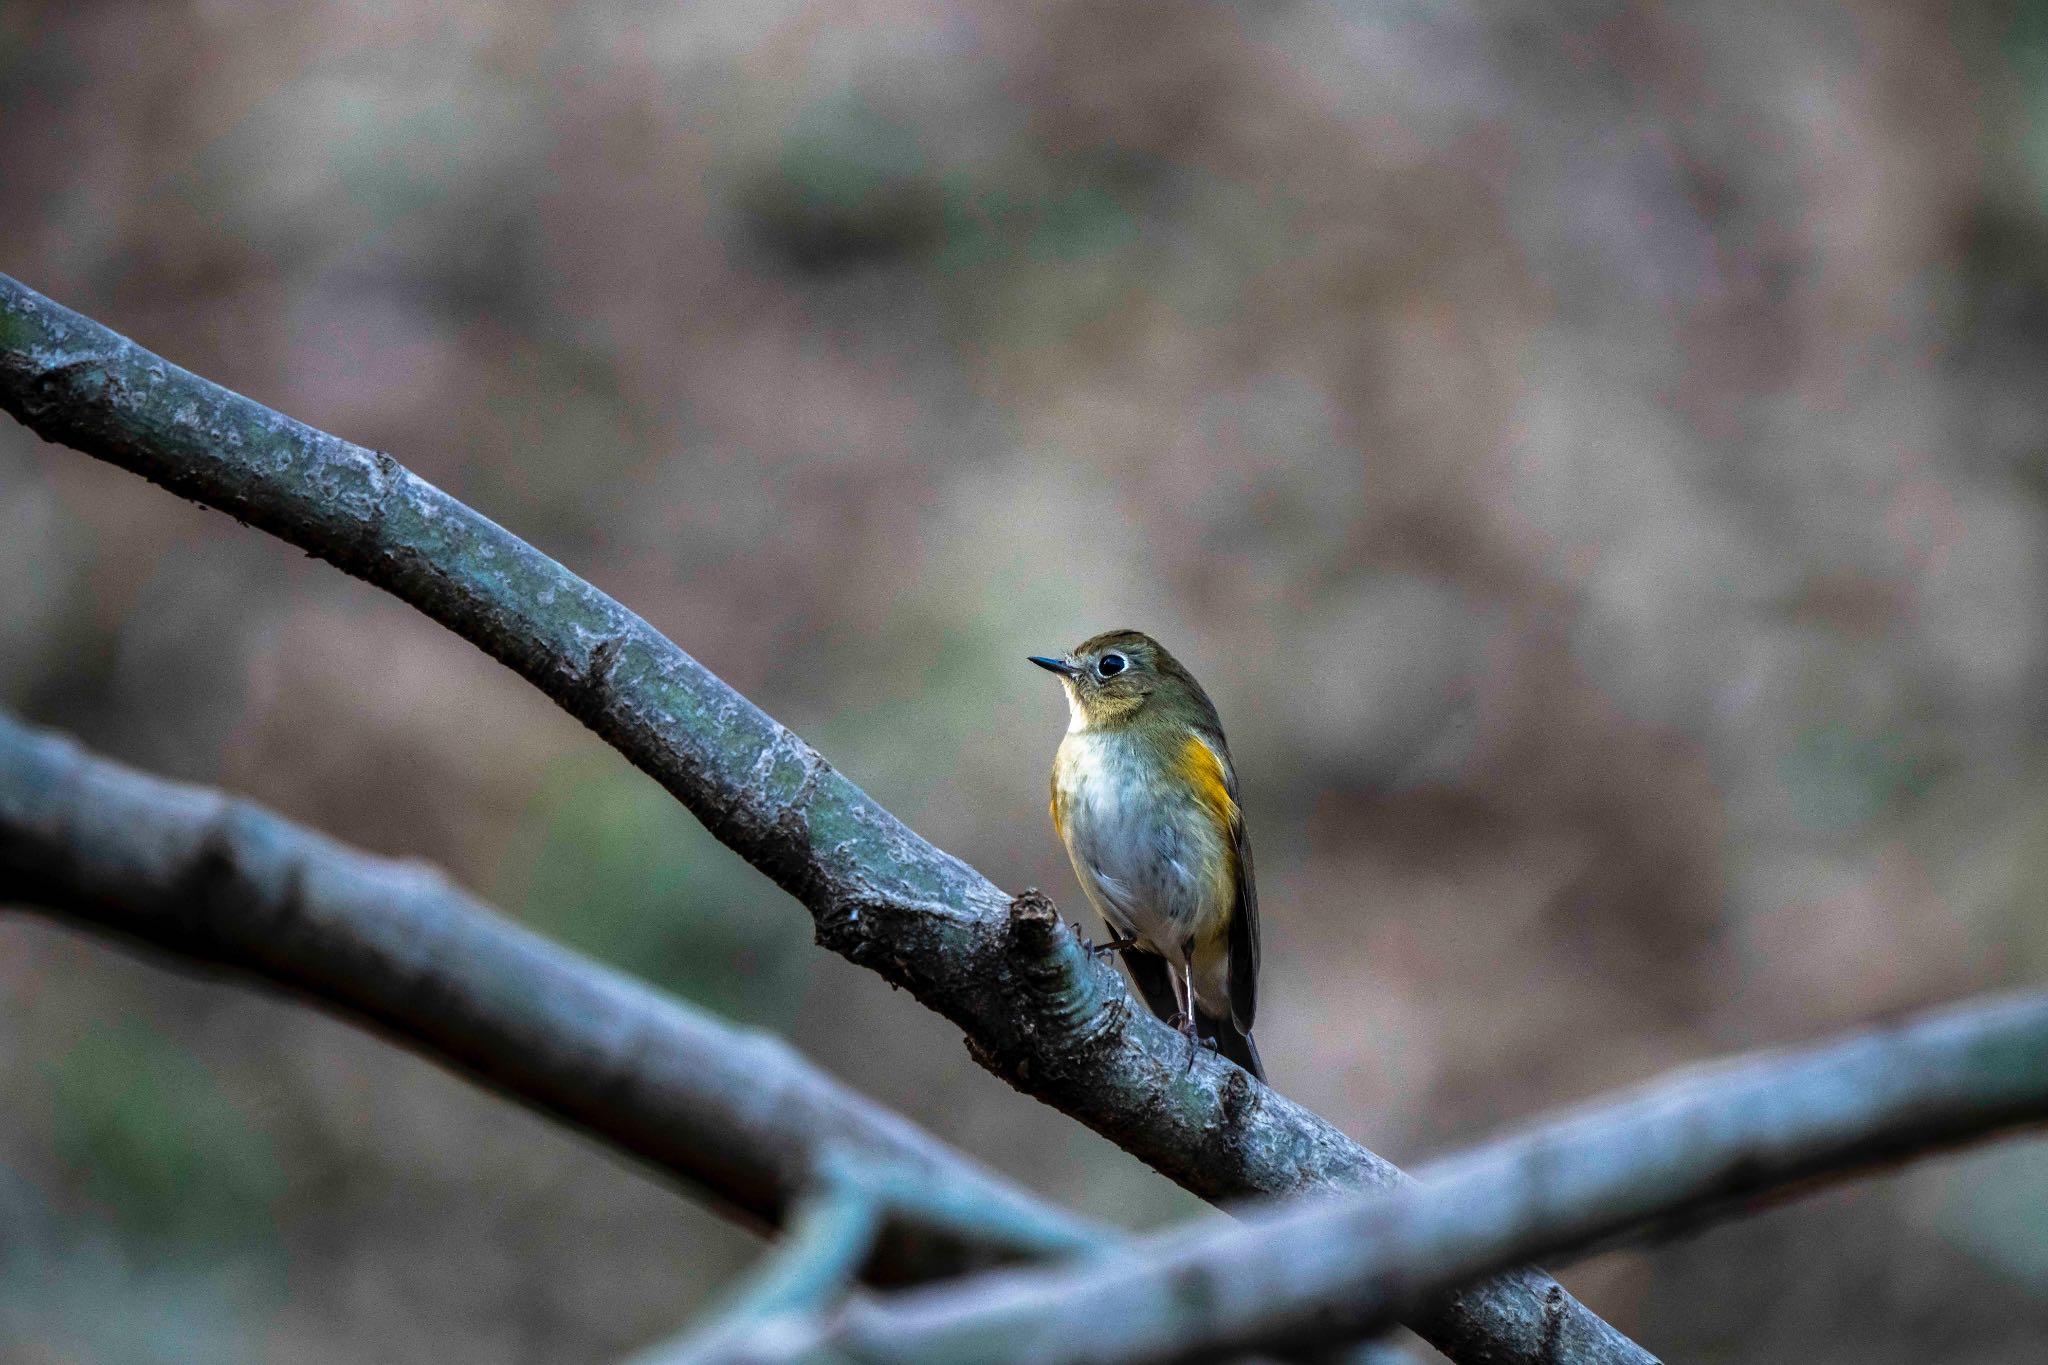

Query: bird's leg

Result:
[1171,949,1223,1069]
[1164,955,1192,1034]
[1175,955,1201,1071]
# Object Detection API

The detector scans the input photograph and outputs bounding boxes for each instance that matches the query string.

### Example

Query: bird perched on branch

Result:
[1030,630,1263,1081]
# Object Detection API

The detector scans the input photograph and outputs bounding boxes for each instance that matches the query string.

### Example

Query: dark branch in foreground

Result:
[762,990,2048,1363]
[0,271,1652,1365]
[0,710,1104,1282]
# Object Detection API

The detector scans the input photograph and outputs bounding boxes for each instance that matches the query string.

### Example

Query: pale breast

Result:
[1053,729,1232,956]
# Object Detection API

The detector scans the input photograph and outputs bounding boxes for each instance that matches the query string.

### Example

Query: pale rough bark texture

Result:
[0,271,1654,1365]
[0,710,1104,1281]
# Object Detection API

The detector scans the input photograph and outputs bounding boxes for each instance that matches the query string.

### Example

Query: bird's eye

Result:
[1097,653,1127,678]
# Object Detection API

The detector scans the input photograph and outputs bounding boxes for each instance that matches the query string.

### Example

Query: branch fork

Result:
[1,269,1655,1365]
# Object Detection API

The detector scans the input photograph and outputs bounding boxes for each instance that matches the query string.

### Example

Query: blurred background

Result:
[5,0,2048,1359]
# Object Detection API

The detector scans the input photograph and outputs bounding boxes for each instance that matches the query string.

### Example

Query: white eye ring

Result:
[1097,653,1127,678]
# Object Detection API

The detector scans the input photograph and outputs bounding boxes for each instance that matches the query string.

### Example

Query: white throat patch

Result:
[1062,680,1088,733]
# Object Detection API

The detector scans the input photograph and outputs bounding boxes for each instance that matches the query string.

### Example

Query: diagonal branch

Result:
[767,990,2048,1363]
[0,709,1105,1281]
[0,271,1654,1365]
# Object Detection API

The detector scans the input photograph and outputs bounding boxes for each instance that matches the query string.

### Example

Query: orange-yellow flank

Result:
[1030,630,1263,1081]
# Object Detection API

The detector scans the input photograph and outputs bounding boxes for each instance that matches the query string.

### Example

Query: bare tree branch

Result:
[688,1178,888,1344]
[631,1151,1114,1365]
[0,709,1105,1281]
[0,271,1654,1365]
[756,990,2048,1364]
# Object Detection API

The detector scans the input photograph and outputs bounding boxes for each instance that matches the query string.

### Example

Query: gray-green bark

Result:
[632,1152,1115,1365]
[0,710,1105,1281]
[0,271,1654,1365]
[760,988,2048,1362]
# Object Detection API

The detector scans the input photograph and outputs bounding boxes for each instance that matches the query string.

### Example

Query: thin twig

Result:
[657,1179,888,1363]
[632,1151,1117,1365]
[0,271,1653,1365]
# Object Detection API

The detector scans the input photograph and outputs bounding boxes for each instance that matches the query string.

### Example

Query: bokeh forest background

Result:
[6,1,2048,1361]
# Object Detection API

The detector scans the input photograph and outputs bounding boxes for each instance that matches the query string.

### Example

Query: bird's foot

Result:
[1167,1013,1218,1070]
[1069,921,1138,959]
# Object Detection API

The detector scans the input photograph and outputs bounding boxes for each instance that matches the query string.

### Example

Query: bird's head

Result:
[1029,630,1208,733]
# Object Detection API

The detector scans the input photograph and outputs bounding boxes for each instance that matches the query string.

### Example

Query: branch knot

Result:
[576,634,625,718]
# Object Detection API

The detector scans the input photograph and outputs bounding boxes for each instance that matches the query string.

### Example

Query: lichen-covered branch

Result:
[0,709,1105,1281]
[767,990,2048,1363]
[0,271,1653,1365]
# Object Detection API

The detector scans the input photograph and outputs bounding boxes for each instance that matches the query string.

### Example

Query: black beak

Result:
[1028,655,1080,678]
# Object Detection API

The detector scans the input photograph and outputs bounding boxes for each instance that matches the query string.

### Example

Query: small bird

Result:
[1030,630,1264,1081]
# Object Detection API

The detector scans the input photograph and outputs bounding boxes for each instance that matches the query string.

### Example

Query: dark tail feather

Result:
[1204,1009,1265,1083]
[1119,947,1182,1022]
[1121,950,1267,1083]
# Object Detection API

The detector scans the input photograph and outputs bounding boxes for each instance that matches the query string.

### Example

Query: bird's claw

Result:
[1068,921,1136,959]
[1166,1014,1219,1070]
